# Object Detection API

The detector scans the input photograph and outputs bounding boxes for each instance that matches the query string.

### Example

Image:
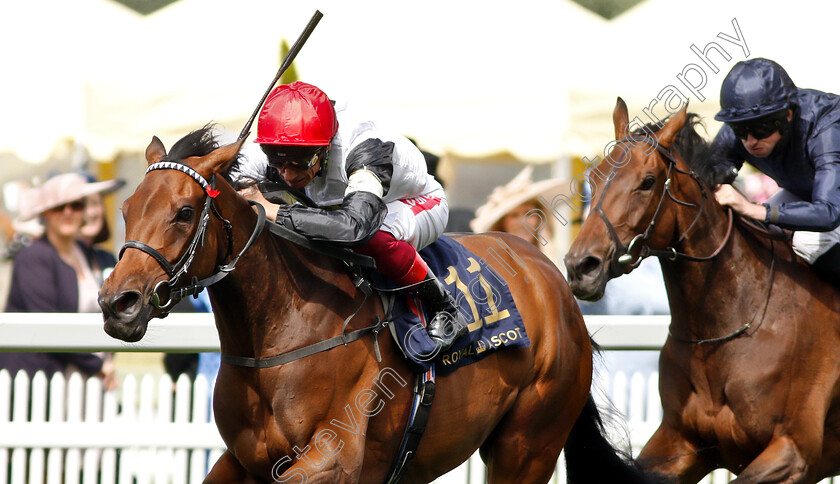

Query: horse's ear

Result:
[145,136,167,166]
[613,97,629,140]
[657,104,688,148]
[195,138,247,174]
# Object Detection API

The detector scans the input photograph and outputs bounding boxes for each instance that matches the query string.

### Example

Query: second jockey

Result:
[709,58,840,284]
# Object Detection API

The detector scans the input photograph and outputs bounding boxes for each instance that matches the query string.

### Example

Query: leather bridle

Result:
[593,136,733,269]
[119,162,265,317]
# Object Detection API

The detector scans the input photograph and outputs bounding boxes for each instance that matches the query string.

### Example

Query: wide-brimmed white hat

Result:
[470,166,570,233]
[18,173,125,221]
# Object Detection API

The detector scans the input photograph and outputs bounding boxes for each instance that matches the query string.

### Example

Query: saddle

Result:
[364,235,530,375]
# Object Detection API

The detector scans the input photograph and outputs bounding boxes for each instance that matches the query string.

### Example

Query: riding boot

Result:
[397,253,468,351]
[813,243,840,287]
[413,272,468,350]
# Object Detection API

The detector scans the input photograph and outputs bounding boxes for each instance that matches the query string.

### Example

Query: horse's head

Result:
[99,128,245,342]
[565,98,706,301]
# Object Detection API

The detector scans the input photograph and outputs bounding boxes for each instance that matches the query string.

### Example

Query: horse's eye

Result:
[639,176,656,191]
[177,207,194,222]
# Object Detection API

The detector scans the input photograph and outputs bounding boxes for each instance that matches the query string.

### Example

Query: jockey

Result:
[709,58,840,284]
[244,81,467,351]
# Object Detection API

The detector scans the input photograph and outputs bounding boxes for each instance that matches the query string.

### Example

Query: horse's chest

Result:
[687,398,750,446]
[676,353,777,451]
[213,381,293,477]
[683,371,776,455]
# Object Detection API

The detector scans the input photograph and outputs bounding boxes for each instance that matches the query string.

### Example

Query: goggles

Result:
[729,112,787,140]
[263,146,325,171]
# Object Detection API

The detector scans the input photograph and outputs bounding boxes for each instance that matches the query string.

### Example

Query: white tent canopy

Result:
[1,0,606,166]
[563,0,840,155]
[3,0,840,170]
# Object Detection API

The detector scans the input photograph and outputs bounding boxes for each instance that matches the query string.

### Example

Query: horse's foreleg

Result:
[204,450,264,484]
[271,435,368,484]
[729,436,813,484]
[636,423,714,484]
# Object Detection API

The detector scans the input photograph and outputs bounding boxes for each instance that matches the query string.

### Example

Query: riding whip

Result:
[238,10,323,141]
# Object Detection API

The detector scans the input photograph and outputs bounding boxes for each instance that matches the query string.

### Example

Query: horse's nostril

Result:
[115,291,140,314]
[577,256,602,277]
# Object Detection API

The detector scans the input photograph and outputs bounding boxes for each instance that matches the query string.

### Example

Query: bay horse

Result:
[565,98,840,483]
[98,126,660,483]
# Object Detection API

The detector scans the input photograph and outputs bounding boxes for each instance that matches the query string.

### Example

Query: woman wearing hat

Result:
[0,172,120,387]
[470,166,568,268]
[78,172,125,285]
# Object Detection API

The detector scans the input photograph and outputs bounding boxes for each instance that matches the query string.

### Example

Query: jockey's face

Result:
[262,145,327,189]
[731,109,792,159]
[276,161,321,189]
[740,131,783,158]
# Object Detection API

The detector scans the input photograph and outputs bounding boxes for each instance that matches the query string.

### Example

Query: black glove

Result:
[710,164,739,186]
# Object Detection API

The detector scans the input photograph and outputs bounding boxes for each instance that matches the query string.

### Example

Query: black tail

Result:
[565,395,667,484]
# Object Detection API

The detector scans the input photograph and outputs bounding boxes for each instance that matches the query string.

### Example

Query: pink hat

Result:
[18,173,124,221]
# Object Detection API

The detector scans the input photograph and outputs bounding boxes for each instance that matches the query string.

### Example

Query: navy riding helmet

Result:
[715,58,797,123]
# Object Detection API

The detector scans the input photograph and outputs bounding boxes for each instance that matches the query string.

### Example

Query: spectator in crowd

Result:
[77,171,125,285]
[77,171,125,389]
[470,165,568,268]
[0,173,121,389]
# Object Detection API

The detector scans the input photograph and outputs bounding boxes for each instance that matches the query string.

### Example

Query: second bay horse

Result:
[565,98,840,483]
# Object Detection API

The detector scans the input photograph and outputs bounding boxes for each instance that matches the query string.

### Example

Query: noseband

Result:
[119,162,265,317]
[593,136,733,269]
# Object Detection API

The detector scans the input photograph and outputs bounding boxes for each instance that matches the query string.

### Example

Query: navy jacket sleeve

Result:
[771,125,840,231]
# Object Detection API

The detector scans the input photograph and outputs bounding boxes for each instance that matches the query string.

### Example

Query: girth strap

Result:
[383,371,436,484]
[221,316,389,368]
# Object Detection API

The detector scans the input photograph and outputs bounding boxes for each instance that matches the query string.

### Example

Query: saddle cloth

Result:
[371,235,530,375]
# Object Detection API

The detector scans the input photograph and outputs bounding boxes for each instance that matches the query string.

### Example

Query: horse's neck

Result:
[659,195,761,335]
[206,204,356,358]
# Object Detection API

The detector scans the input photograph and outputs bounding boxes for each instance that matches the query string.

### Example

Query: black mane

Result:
[166,123,243,183]
[634,113,714,185]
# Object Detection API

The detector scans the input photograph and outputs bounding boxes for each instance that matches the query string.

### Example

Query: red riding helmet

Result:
[255,81,338,146]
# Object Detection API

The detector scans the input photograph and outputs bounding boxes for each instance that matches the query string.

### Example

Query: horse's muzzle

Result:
[564,253,609,301]
[99,289,152,342]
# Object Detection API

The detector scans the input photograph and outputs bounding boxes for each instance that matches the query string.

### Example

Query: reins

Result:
[667,239,777,345]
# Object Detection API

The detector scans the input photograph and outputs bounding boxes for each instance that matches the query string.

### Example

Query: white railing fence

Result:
[0,314,837,484]
[0,370,223,484]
